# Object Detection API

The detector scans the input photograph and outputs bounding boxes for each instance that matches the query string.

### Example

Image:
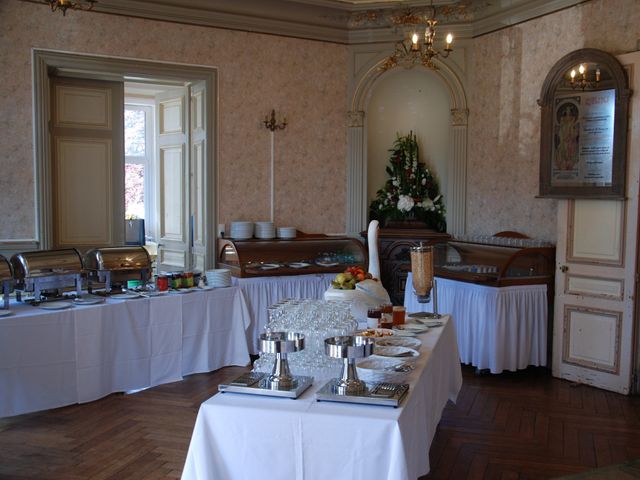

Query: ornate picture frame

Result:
[538,48,632,198]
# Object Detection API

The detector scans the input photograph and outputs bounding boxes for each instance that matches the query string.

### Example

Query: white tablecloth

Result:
[233,274,335,354]
[182,316,462,480]
[404,274,547,373]
[0,287,251,417]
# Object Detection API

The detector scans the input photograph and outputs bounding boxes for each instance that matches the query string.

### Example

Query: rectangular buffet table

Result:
[232,273,335,354]
[0,287,251,418]
[182,316,462,480]
[404,274,547,373]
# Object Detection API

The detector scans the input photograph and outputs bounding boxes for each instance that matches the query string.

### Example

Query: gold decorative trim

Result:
[562,305,621,374]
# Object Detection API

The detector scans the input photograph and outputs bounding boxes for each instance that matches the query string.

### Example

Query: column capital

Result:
[348,110,365,128]
[451,108,469,126]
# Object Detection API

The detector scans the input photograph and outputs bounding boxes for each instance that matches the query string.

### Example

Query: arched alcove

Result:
[366,68,451,208]
[346,56,468,236]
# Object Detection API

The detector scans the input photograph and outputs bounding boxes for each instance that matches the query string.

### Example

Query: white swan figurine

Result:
[324,220,391,323]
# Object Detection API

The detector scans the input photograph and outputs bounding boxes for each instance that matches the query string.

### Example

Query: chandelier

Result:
[380,5,454,71]
[569,63,601,90]
[47,0,96,16]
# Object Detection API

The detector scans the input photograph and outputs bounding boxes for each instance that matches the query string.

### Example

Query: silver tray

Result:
[218,371,313,399]
[316,379,409,407]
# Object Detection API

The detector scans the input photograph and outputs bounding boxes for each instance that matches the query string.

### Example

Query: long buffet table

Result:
[0,287,251,418]
[182,315,463,480]
[404,274,547,373]
[232,273,334,354]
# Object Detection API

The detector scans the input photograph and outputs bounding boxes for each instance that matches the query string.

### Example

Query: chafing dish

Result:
[0,254,13,309]
[84,246,152,293]
[10,249,83,302]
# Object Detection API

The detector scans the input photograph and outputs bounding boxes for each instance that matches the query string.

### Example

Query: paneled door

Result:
[156,87,190,272]
[553,51,640,394]
[190,81,208,273]
[50,77,124,250]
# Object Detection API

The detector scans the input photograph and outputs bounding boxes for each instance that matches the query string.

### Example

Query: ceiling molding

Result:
[28,0,590,44]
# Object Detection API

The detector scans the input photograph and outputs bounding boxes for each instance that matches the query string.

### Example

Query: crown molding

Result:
[29,0,590,44]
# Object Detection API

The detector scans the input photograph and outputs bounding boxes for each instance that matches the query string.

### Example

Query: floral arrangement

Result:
[369,131,446,232]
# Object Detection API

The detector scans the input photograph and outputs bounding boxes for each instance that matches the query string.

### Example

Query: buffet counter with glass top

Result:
[433,239,555,288]
[217,235,367,278]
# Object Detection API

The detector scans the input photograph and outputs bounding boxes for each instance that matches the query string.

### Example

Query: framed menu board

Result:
[538,49,631,198]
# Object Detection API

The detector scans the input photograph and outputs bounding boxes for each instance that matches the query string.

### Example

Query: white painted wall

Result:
[366,68,451,208]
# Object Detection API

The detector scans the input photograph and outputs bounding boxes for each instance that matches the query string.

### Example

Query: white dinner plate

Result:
[315,261,339,267]
[391,329,417,337]
[375,336,422,350]
[372,345,419,359]
[288,262,311,269]
[168,288,195,294]
[394,324,430,334]
[110,293,142,300]
[0,309,14,317]
[260,263,281,270]
[139,291,168,297]
[74,297,105,305]
[415,319,445,328]
[39,301,75,310]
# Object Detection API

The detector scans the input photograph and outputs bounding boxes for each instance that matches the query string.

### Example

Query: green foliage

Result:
[369,131,446,232]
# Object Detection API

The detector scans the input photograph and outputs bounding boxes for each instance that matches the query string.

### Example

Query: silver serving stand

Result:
[218,331,313,399]
[316,335,409,407]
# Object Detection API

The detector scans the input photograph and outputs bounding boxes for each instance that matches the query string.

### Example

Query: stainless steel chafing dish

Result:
[84,246,152,293]
[0,254,13,309]
[10,249,83,301]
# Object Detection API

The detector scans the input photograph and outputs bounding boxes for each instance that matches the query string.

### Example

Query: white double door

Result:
[50,76,209,272]
[553,51,640,394]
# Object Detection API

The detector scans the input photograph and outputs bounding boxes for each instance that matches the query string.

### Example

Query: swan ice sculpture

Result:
[323,220,391,323]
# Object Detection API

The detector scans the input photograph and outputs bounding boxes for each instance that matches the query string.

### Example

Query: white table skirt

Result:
[182,316,462,480]
[404,274,548,373]
[0,287,251,417]
[233,274,335,354]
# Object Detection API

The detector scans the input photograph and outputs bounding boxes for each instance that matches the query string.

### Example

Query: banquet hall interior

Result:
[1,0,640,478]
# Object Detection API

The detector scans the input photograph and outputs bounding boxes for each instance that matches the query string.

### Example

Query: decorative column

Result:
[447,108,468,236]
[346,110,366,235]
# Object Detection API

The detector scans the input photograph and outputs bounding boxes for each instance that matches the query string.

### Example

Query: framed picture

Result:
[538,48,631,198]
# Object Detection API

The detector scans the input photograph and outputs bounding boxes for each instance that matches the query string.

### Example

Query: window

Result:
[124,103,155,239]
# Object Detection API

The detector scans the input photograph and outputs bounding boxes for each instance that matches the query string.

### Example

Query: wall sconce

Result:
[263,110,287,132]
[569,63,601,90]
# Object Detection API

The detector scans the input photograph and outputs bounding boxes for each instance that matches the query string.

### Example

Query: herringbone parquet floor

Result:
[1,365,638,480]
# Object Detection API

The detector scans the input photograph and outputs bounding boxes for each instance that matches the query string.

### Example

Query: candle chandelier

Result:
[380,4,454,72]
[46,0,96,16]
[568,63,601,91]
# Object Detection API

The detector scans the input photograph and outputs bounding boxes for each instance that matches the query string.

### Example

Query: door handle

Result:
[560,265,569,273]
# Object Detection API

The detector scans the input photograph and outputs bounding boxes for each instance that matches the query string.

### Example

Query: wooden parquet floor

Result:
[1,365,639,480]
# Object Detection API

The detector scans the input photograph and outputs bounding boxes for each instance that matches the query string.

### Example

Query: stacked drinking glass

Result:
[252,299,358,379]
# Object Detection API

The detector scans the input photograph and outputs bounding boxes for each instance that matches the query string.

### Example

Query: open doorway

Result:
[33,50,217,271]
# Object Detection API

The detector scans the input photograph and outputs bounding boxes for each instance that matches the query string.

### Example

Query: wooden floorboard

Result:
[1,365,639,479]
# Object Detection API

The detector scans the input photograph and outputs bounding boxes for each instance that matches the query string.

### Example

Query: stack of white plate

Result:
[277,226,296,239]
[230,221,254,240]
[254,221,275,239]
[205,269,232,287]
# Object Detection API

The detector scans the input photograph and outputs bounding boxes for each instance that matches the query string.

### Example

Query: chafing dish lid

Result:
[84,246,151,271]
[10,248,83,279]
[0,254,12,282]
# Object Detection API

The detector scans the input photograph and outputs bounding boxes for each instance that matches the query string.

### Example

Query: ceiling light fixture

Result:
[47,0,96,16]
[380,3,454,71]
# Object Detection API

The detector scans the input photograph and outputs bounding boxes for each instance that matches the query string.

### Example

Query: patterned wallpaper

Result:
[1,0,639,243]
[466,0,640,241]
[0,0,348,240]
